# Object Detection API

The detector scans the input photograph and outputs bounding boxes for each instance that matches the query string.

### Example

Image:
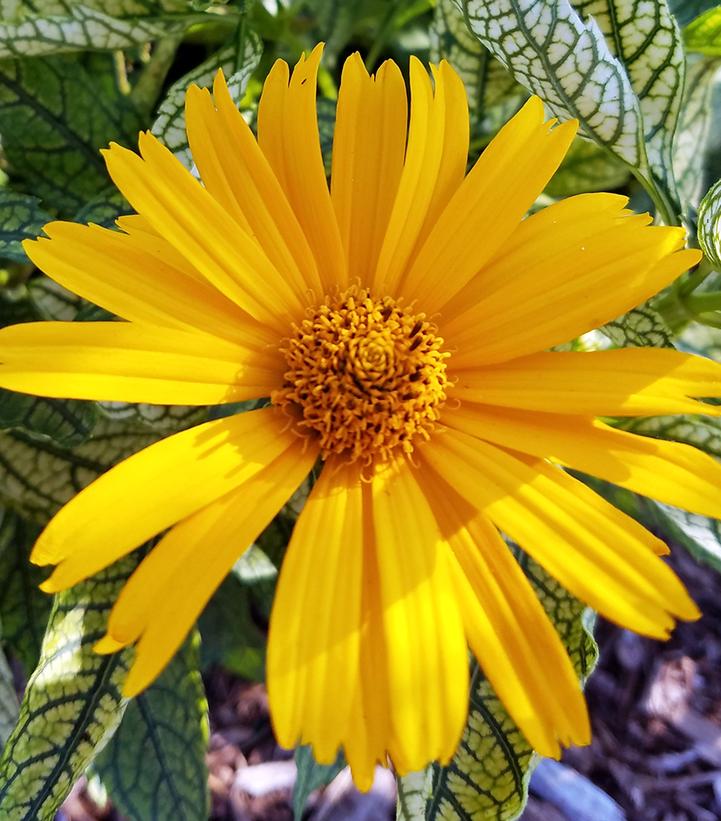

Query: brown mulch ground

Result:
[61,545,721,821]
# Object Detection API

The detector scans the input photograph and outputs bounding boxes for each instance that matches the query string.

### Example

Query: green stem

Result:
[686,290,721,314]
[130,35,183,116]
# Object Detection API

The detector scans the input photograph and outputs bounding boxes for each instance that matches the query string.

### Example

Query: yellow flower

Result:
[1,43,719,788]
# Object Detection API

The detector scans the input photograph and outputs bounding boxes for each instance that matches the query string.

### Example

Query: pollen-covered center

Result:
[272,288,450,464]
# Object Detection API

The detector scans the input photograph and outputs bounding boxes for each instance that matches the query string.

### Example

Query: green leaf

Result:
[0,510,51,672]
[0,648,18,748]
[673,54,721,212]
[431,0,525,143]
[602,304,674,348]
[0,556,138,821]
[0,4,201,59]
[0,52,142,216]
[292,746,345,821]
[460,0,684,221]
[2,1,195,18]
[396,769,432,821]
[0,191,51,263]
[698,176,721,270]
[545,137,630,198]
[685,6,721,55]
[198,547,277,680]
[668,0,719,27]
[94,633,210,821]
[421,554,597,821]
[152,32,262,166]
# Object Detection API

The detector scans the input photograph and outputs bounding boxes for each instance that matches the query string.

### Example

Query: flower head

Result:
[2,43,720,788]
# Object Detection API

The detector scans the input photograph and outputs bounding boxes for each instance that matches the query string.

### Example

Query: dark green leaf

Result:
[293,746,345,821]
[0,191,51,263]
[602,305,674,348]
[0,509,51,671]
[95,633,210,821]
[0,52,142,216]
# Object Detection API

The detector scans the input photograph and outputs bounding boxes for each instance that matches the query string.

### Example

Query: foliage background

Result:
[1,0,721,819]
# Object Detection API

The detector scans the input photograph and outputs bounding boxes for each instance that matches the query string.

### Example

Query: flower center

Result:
[272,288,450,464]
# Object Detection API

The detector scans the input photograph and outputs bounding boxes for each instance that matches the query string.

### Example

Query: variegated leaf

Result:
[431,0,526,142]
[0,4,201,59]
[0,556,138,821]
[698,176,721,269]
[152,32,262,166]
[673,54,721,211]
[0,191,51,263]
[602,304,675,348]
[574,0,685,218]
[460,0,683,221]
[94,634,210,821]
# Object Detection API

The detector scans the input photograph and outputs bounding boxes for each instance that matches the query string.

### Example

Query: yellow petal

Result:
[444,194,701,366]
[0,321,281,405]
[102,135,304,331]
[419,472,589,757]
[257,44,346,291]
[114,438,316,696]
[24,222,274,349]
[372,59,469,296]
[421,431,699,637]
[401,97,577,312]
[331,54,407,283]
[267,461,363,763]
[370,456,469,774]
[185,73,324,299]
[343,483,391,790]
[34,408,295,587]
[441,191,628,321]
[445,403,721,521]
[450,348,721,417]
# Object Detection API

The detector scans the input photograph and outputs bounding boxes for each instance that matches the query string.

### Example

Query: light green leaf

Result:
[95,633,210,821]
[685,6,721,55]
[431,0,526,142]
[0,4,200,59]
[396,769,433,821]
[673,54,721,211]
[0,556,138,821]
[97,401,206,434]
[698,176,721,269]
[460,0,684,221]
[545,137,630,198]
[0,509,50,672]
[292,746,345,821]
[0,191,51,263]
[602,304,675,348]
[421,554,597,821]
[1,1,195,18]
[0,52,142,216]
[152,32,262,166]
[0,420,158,525]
